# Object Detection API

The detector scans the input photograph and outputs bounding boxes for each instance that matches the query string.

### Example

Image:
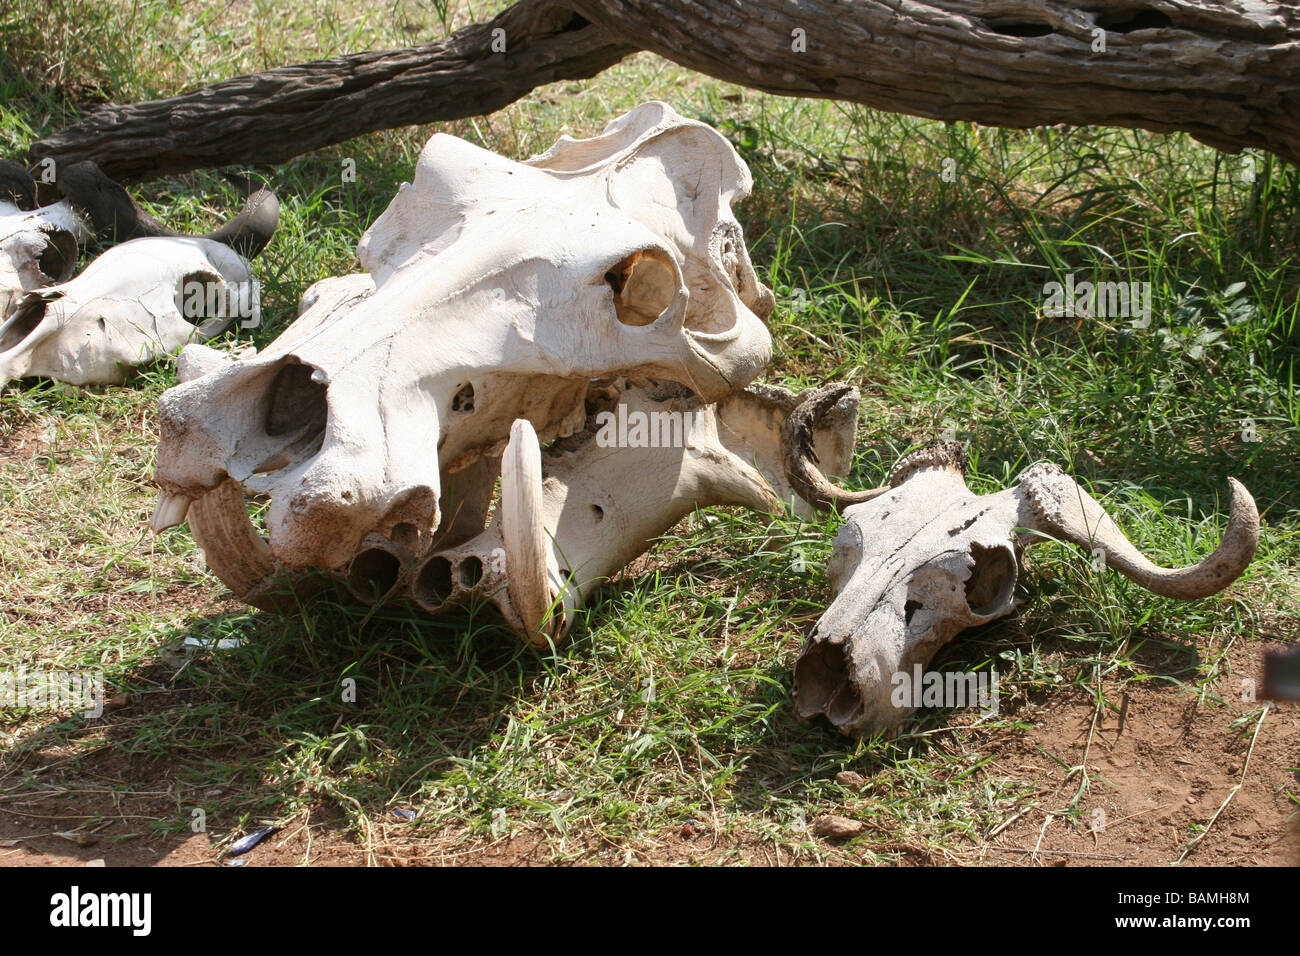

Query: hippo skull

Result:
[151,102,775,571]
[783,386,1260,736]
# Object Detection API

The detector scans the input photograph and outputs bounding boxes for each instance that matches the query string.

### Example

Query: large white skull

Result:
[0,236,258,386]
[152,103,775,572]
[783,385,1261,736]
[174,377,859,644]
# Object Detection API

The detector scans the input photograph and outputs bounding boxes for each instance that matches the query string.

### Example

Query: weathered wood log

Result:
[28,1,635,183]
[568,0,1300,162]
[29,1,1300,183]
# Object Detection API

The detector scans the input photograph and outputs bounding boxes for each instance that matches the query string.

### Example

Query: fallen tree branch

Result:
[28,1,635,182]
[565,0,1300,163]
[29,1,1300,183]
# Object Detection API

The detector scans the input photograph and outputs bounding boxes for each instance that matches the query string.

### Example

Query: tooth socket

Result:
[341,533,412,604]
[409,531,504,616]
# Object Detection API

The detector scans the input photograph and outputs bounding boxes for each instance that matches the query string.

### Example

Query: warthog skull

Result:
[0,159,279,386]
[783,384,1260,736]
[152,102,774,572]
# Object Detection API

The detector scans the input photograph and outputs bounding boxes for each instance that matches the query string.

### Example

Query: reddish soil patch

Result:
[1,640,1295,867]
[978,639,1299,866]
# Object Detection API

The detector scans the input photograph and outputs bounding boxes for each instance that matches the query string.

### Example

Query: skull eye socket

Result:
[175,270,229,322]
[36,230,78,283]
[964,542,1017,617]
[604,250,678,327]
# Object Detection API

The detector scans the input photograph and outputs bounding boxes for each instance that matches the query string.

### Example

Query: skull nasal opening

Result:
[264,361,328,438]
[965,542,1017,617]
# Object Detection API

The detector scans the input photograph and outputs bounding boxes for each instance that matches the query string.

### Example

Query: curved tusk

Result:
[500,418,561,646]
[780,382,888,512]
[150,490,192,533]
[1017,463,1260,600]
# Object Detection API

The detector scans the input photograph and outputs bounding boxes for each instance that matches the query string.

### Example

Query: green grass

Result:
[0,0,1297,865]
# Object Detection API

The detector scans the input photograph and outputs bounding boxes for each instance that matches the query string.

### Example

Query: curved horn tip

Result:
[1022,469,1261,600]
[210,187,281,259]
[781,381,883,513]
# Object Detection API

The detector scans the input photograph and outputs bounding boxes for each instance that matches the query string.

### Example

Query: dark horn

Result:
[781,382,889,512]
[204,187,279,259]
[0,160,37,211]
[57,160,173,243]
[58,160,278,257]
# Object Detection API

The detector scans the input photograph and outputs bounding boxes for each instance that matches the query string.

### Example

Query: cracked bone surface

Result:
[153,102,774,572]
[783,384,1261,737]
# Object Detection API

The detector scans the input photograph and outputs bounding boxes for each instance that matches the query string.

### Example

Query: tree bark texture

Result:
[28,2,635,182]
[29,1,1300,183]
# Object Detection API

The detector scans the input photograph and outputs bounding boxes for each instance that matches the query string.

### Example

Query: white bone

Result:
[0,200,89,317]
[392,380,855,644]
[0,236,256,386]
[154,103,775,573]
[150,490,193,532]
[500,418,562,642]
[787,433,1260,736]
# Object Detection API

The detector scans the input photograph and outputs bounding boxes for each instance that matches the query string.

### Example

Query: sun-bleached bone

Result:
[0,199,88,319]
[0,160,279,388]
[0,236,259,386]
[359,379,859,643]
[177,377,857,644]
[152,102,774,573]
[783,383,1260,736]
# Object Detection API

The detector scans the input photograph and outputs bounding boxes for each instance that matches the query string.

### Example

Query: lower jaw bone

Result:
[179,379,862,649]
[404,381,855,645]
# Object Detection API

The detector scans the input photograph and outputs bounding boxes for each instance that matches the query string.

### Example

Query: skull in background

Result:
[152,102,775,573]
[783,384,1260,736]
[0,237,260,385]
[0,160,88,318]
[0,159,279,387]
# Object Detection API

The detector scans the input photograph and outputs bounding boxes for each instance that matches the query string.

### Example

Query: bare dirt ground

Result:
[2,640,1294,867]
